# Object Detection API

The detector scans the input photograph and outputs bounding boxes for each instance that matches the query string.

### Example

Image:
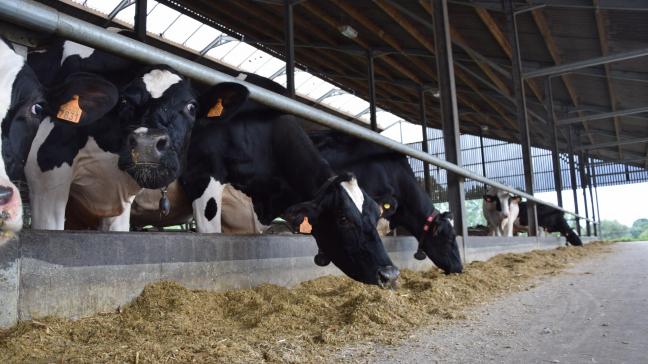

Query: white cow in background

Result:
[482,186,521,237]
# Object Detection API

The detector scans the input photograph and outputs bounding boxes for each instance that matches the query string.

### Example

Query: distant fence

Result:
[406,128,648,203]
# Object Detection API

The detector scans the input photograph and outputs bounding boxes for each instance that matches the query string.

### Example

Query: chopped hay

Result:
[0,242,611,363]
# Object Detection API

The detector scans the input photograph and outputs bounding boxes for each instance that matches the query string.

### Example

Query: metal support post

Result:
[479,126,487,189]
[284,1,295,98]
[545,77,563,207]
[134,0,146,42]
[591,161,602,237]
[505,0,537,236]
[433,0,467,244]
[368,51,377,131]
[579,152,591,236]
[586,155,597,236]
[567,126,582,235]
[419,86,431,194]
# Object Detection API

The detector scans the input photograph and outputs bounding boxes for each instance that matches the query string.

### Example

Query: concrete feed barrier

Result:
[0,230,594,328]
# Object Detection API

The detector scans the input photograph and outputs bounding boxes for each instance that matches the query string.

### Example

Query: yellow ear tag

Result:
[56,95,82,124]
[207,98,224,117]
[383,203,391,210]
[299,216,312,234]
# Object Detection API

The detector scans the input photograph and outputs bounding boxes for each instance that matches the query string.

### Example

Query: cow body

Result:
[482,186,520,237]
[26,38,198,231]
[0,38,48,233]
[176,81,398,286]
[516,202,583,246]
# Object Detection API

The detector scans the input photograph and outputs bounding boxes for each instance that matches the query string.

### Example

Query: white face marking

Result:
[0,41,25,180]
[340,177,364,213]
[134,127,148,134]
[237,73,248,81]
[142,69,182,99]
[61,41,95,65]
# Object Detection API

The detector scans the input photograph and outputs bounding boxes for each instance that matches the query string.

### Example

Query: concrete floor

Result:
[338,241,648,364]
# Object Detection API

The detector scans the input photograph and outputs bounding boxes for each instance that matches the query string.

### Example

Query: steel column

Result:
[432,0,467,243]
[546,77,563,207]
[134,0,146,42]
[419,87,431,194]
[586,155,597,236]
[368,52,378,131]
[284,1,295,98]
[479,127,487,189]
[0,0,591,221]
[579,152,591,236]
[567,126,582,235]
[505,0,537,236]
[591,161,602,237]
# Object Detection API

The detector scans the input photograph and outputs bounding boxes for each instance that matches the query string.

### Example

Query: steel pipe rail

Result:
[0,0,591,222]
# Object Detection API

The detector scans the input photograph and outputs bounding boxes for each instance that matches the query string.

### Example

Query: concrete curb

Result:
[0,230,597,328]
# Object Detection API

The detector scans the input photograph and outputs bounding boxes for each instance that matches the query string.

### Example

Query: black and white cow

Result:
[177,82,399,287]
[310,131,463,274]
[25,38,198,230]
[482,186,520,237]
[0,38,48,233]
[516,201,583,246]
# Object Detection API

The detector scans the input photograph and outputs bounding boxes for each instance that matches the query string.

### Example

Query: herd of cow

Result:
[0,33,580,288]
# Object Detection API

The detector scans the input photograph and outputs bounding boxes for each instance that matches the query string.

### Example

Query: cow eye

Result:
[185,102,197,116]
[338,215,351,226]
[30,103,44,116]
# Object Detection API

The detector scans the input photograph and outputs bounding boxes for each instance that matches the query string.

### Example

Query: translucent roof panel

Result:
[376,110,402,130]
[254,57,285,79]
[162,15,202,45]
[146,5,181,35]
[114,4,135,25]
[220,43,259,67]
[205,40,240,61]
[303,80,337,100]
[83,0,123,15]
[183,26,223,53]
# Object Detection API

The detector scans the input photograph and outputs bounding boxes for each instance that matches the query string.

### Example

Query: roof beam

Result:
[473,6,546,106]
[529,5,595,144]
[575,137,648,151]
[593,0,622,158]
[557,106,648,125]
[372,0,518,130]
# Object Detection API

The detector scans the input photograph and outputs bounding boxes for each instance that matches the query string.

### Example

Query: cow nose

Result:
[0,185,14,206]
[377,265,400,288]
[128,129,170,164]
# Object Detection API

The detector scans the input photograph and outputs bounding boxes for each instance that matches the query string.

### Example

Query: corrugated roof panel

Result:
[146,4,181,35]
[183,25,223,52]
[162,15,202,45]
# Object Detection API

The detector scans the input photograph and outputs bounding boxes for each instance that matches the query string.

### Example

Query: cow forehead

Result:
[340,177,364,213]
[0,40,25,124]
[61,41,94,66]
[142,69,182,99]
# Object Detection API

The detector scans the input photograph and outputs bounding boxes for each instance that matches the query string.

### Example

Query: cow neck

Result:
[394,178,438,238]
[271,116,334,201]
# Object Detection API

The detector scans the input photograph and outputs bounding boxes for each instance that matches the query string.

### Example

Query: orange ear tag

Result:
[56,95,83,123]
[207,98,224,117]
[299,216,312,234]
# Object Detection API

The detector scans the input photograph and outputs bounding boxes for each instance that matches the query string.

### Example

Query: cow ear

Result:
[511,195,522,203]
[199,82,249,122]
[48,73,118,126]
[283,201,320,234]
[375,195,398,218]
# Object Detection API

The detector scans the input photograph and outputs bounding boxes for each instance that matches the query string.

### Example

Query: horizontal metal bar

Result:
[575,137,648,151]
[557,106,648,125]
[0,0,590,222]
[524,47,648,79]
[591,157,648,166]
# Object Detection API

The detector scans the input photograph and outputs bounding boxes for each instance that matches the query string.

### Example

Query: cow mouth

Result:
[376,266,400,289]
[126,163,174,189]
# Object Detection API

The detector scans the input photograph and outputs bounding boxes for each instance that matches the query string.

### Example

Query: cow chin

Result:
[121,155,180,189]
[423,232,463,274]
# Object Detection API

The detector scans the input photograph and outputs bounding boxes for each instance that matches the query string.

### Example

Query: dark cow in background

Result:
[516,202,583,246]
[177,81,399,287]
[310,131,463,274]
[0,38,48,233]
[25,38,199,230]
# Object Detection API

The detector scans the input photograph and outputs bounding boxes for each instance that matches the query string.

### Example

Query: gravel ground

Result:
[337,241,648,364]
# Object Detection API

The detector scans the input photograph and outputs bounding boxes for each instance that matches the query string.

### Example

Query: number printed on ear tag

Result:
[57,95,83,123]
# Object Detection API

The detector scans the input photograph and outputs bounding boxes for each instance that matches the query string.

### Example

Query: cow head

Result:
[284,174,399,287]
[117,66,197,189]
[483,186,513,218]
[0,39,47,232]
[413,211,463,274]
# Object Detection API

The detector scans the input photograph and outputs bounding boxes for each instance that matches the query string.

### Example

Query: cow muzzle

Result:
[127,128,170,165]
[376,265,400,289]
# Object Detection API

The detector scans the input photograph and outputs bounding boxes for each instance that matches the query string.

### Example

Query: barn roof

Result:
[43,0,648,169]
